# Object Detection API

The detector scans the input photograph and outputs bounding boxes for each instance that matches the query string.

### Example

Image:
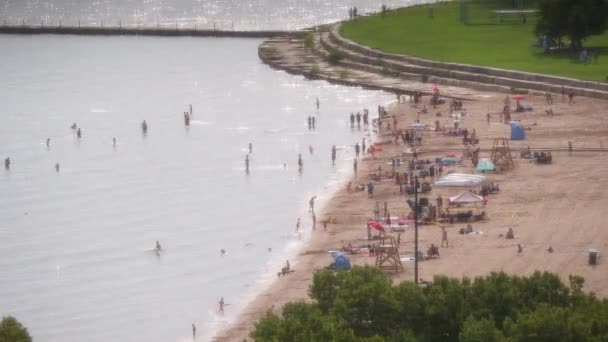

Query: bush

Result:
[303,33,315,52]
[328,48,346,65]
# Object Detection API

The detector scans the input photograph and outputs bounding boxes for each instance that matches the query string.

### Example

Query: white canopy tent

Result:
[434,173,487,187]
[449,191,484,204]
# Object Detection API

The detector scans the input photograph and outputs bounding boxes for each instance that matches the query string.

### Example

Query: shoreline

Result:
[215,27,608,342]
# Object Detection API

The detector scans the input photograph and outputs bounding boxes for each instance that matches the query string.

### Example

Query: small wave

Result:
[264,128,284,133]
[190,120,212,125]
[90,108,109,113]
[227,126,251,131]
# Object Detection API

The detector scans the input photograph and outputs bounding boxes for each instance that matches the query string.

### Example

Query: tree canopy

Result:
[251,266,608,342]
[535,0,608,49]
[0,316,32,342]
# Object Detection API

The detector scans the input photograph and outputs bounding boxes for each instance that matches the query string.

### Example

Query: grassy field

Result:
[340,2,608,82]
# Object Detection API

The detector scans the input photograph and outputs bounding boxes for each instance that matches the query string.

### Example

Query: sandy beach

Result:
[214,88,608,341]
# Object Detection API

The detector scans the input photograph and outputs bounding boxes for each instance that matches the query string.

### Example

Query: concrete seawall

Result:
[0,25,308,38]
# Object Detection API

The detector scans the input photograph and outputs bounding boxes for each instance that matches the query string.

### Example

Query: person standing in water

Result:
[184,112,190,126]
[298,153,303,171]
[54,163,60,173]
[76,128,82,139]
[112,137,117,148]
[245,154,250,173]
[309,196,317,213]
[192,324,196,338]
[296,217,301,232]
[155,241,162,251]
[46,137,50,148]
[331,145,337,165]
[362,138,366,154]
[219,297,225,313]
[4,157,10,170]
[309,145,314,155]
[316,97,320,109]
[354,158,358,176]
[311,116,316,129]
[248,142,253,154]
[141,120,148,135]
[189,104,193,116]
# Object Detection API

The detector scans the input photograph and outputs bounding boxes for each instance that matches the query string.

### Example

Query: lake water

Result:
[0,0,432,341]
[0,0,430,30]
[0,34,395,341]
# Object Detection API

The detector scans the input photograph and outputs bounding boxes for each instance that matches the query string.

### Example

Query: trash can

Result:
[588,249,599,265]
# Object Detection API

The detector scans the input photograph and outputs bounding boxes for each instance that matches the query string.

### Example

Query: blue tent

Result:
[329,251,352,271]
[510,122,525,141]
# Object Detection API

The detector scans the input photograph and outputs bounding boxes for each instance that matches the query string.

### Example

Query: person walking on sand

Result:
[441,226,448,247]
[316,97,320,109]
[362,138,366,154]
[350,113,355,127]
[354,158,358,177]
[517,244,523,255]
[312,212,317,231]
[355,143,360,158]
[192,323,196,338]
[331,145,337,165]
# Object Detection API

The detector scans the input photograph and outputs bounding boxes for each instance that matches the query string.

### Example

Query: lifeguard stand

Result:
[375,235,403,273]
[490,137,514,170]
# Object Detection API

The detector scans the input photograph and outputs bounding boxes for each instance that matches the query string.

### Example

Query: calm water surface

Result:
[0,0,432,30]
[0,34,395,341]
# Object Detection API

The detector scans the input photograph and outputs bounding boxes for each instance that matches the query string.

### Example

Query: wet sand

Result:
[214,90,608,341]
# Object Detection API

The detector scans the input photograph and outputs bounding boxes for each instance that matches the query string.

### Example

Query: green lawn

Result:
[340,2,608,82]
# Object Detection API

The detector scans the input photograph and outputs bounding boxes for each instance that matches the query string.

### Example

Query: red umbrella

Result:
[512,95,525,100]
[445,152,457,157]
[368,221,386,233]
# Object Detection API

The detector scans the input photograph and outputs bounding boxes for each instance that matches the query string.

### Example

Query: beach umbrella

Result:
[431,84,439,91]
[512,95,525,100]
[368,221,386,233]
[445,152,457,157]
[329,251,351,271]
[440,156,460,164]
[409,123,427,129]
[475,158,495,172]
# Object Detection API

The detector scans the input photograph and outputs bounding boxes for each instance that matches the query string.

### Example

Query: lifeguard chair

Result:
[375,235,403,273]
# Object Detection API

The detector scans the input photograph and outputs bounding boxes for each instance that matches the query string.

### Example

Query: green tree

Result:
[0,316,32,342]
[504,305,591,342]
[459,316,505,342]
[536,0,608,49]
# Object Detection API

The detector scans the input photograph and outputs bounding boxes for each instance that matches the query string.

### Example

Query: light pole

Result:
[414,176,419,284]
